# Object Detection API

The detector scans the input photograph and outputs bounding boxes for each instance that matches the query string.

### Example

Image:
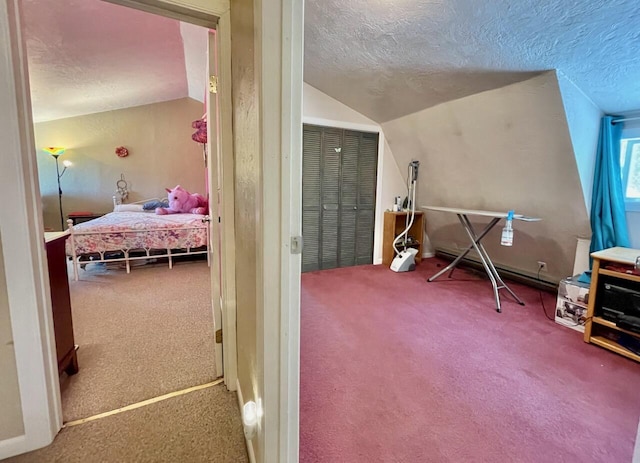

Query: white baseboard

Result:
[236,379,256,463]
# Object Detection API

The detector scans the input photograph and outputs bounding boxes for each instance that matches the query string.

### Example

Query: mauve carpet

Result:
[61,260,217,421]
[300,260,640,463]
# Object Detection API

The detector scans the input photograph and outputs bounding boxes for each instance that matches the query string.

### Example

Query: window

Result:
[620,138,640,211]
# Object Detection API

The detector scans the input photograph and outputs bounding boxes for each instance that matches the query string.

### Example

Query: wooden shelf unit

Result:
[584,247,640,363]
[382,211,424,267]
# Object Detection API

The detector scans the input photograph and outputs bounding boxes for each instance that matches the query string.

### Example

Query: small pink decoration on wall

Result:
[191,118,207,143]
[115,146,129,158]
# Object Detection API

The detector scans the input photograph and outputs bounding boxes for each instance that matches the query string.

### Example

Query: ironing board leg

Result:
[428,213,525,312]
[459,215,525,311]
[427,217,500,282]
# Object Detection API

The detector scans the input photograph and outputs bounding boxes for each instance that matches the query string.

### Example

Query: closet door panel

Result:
[320,129,342,269]
[356,209,375,265]
[303,127,322,209]
[302,209,320,272]
[355,133,378,265]
[321,209,339,269]
[339,209,357,267]
[321,129,341,205]
[358,134,378,208]
[302,126,322,271]
[339,132,360,267]
[340,132,359,208]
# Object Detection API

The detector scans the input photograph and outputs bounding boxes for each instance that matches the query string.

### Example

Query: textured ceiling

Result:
[305,0,640,122]
[22,0,207,122]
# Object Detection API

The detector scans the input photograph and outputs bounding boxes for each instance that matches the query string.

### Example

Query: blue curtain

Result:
[590,115,630,254]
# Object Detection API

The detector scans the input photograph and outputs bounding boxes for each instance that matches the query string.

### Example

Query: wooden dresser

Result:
[45,232,78,376]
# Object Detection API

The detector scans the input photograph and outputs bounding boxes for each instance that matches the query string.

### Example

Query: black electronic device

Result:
[617,315,640,335]
[601,307,625,323]
[600,282,640,317]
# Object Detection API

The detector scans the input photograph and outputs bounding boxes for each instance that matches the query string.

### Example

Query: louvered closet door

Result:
[302,125,378,272]
[338,131,360,267]
[302,126,322,272]
[355,133,378,265]
[320,128,342,269]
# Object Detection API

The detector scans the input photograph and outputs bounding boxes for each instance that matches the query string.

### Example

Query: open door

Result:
[206,29,223,379]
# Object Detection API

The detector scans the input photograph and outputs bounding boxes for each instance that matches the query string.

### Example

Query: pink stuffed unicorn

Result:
[155,185,207,215]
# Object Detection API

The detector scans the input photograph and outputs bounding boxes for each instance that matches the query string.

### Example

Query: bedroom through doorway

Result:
[22,0,223,425]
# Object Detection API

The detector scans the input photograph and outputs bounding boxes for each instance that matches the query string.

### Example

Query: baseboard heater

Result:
[435,248,559,293]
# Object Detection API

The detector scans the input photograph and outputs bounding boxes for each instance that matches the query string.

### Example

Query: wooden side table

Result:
[45,232,79,376]
[382,211,424,267]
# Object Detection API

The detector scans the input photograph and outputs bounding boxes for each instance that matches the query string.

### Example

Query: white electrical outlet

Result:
[537,261,547,272]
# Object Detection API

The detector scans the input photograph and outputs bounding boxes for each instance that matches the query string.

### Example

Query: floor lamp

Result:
[43,147,72,230]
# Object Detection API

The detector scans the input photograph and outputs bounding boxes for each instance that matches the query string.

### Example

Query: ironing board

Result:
[422,206,540,313]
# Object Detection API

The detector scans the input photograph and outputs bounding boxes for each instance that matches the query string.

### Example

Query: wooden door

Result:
[207,29,223,378]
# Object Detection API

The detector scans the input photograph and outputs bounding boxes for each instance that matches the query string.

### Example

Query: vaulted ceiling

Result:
[21,0,640,124]
[21,0,208,123]
[304,0,640,123]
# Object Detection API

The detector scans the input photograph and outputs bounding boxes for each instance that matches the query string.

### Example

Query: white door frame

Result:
[2,0,302,460]
[206,29,224,379]
[0,2,61,457]
[213,8,239,392]
[259,0,303,460]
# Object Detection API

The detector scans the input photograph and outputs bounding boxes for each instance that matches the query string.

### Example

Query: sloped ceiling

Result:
[21,0,207,122]
[180,22,209,104]
[305,0,640,123]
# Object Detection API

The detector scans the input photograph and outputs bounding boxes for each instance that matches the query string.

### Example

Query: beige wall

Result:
[35,98,207,230]
[230,0,261,460]
[383,72,590,281]
[0,233,25,441]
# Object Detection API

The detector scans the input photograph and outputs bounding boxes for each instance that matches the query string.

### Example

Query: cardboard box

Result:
[555,275,590,333]
[555,296,587,332]
[558,275,590,306]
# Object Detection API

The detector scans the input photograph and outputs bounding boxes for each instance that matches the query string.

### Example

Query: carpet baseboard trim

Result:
[435,248,559,292]
[236,378,257,463]
[63,379,224,428]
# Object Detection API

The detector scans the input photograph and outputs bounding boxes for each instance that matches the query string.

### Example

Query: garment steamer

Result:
[391,160,420,272]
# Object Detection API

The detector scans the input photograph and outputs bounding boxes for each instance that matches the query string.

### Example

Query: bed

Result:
[66,207,209,280]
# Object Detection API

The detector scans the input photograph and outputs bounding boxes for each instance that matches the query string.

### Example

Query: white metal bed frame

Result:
[66,197,210,281]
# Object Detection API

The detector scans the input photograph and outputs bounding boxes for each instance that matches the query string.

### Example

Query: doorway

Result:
[20,0,226,424]
[1,0,302,459]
